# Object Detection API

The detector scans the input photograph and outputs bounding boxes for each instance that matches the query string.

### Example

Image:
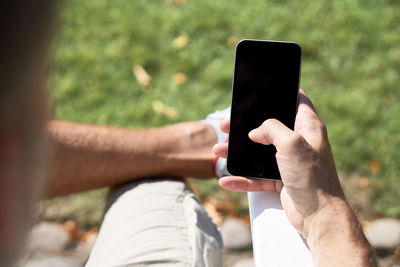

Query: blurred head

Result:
[0,2,56,265]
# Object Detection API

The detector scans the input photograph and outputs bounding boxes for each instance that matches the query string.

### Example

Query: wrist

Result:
[306,198,351,243]
[159,122,217,178]
[306,199,376,266]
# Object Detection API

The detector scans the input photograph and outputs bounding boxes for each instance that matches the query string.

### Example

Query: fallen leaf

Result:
[227,36,239,47]
[173,73,187,85]
[358,177,370,189]
[203,197,236,215]
[61,220,99,242]
[369,159,380,174]
[164,106,178,118]
[172,34,189,49]
[152,100,165,114]
[239,215,250,225]
[133,65,151,90]
[81,227,99,242]
[202,197,243,225]
[61,220,76,232]
[203,201,224,225]
[186,180,200,198]
[152,100,178,118]
[61,220,83,241]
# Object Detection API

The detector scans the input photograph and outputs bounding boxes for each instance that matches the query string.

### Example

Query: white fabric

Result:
[201,107,231,178]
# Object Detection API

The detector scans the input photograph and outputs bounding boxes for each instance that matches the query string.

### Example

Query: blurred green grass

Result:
[47,0,400,226]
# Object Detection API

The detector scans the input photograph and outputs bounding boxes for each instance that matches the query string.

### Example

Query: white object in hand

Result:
[248,191,313,267]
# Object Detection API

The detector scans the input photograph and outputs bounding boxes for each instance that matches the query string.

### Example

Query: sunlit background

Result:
[44,0,400,241]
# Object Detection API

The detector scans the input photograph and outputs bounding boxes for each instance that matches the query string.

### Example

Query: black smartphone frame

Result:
[227,39,302,180]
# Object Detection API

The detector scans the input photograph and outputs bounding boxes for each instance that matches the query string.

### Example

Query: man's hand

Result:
[46,121,217,198]
[213,89,344,236]
[213,89,377,266]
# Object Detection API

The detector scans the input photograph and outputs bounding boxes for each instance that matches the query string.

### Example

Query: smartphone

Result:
[227,39,302,179]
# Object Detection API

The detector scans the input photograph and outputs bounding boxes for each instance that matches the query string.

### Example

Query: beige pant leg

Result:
[85,179,223,267]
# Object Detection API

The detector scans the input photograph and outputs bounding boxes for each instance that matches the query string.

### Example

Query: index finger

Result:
[298,89,317,114]
[220,118,230,134]
[219,176,283,192]
[295,89,321,128]
[248,119,300,152]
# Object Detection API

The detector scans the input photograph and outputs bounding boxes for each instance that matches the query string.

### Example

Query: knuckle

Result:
[314,120,329,140]
[309,118,327,136]
[287,133,304,147]
[315,118,325,131]
[261,119,278,129]
[321,124,328,142]
[305,113,320,123]
[320,123,328,138]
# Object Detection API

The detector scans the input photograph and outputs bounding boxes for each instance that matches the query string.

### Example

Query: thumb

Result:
[248,119,297,149]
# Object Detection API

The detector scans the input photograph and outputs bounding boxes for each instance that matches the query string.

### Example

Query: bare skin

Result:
[213,90,377,267]
[46,120,217,198]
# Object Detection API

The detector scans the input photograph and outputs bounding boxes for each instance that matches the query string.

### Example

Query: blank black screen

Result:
[227,40,301,179]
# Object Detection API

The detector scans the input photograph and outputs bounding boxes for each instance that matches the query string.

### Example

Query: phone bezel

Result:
[226,39,302,180]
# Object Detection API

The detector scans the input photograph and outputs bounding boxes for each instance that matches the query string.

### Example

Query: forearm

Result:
[45,120,216,198]
[307,200,377,267]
